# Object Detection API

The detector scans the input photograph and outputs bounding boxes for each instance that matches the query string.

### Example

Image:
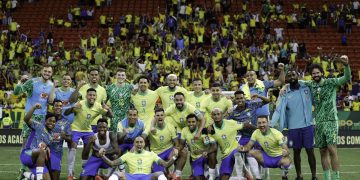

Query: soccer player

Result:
[80,118,119,180]
[188,78,210,111]
[99,136,177,180]
[298,56,351,180]
[156,74,188,109]
[65,88,113,180]
[180,114,217,180]
[54,74,77,178]
[228,91,271,179]
[106,68,133,132]
[55,74,76,122]
[202,82,233,126]
[239,116,292,180]
[271,70,317,180]
[131,75,159,132]
[48,100,72,180]
[69,68,107,132]
[164,92,205,139]
[117,108,146,154]
[147,108,182,175]
[19,103,55,180]
[209,108,256,180]
[239,63,285,117]
[14,65,55,178]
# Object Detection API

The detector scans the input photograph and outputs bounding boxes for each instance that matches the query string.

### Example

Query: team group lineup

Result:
[15,55,351,180]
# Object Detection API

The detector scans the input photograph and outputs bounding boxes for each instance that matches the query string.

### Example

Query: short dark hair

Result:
[137,75,149,83]
[88,68,99,74]
[97,118,108,124]
[309,63,324,74]
[155,108,165,114]
[45,113,56,120]
[128,107,138,113]
[4,113,9,117]
[87,88,97,93]
[174,92,185,97]
[211,82,221,88]
[186,113,198,121]
[192,78,202,83]
[257,115,268,121]
[234,90,245,96]
[53,99,63,104]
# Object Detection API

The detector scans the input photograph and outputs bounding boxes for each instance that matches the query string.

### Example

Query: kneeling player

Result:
[179,114,217,180]
[239,116,292,180]
[100,136,178,180]
[80,118,119,180]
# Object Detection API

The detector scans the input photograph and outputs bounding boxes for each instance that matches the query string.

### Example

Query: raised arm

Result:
[24,103,42,126]
[48,85,56,104]
[335,55,351,85]
[273,63,285,87]
[251,94,271,104]
[194,113,206,140]
[14,75,32,95]
[69,80,85,103]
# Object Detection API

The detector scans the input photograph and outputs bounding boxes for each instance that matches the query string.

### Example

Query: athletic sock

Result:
[68,148,76,176]
[158,174,167,180]
[234,152,244,177]
[209,168,216,180]
[333,171,340,180]
[36,167,44,180]
[24,172,35,180]
[324,169,331,180]
[175,170,182,177]
[247,156,261,179]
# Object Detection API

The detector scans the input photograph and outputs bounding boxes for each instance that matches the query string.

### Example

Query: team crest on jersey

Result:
[191,139,195,144]
[180,118,184,123]
[141,100,146,107]
[221,134,227,139]
[40,93,48,99]
[169,95,174,100]
[264,141,269,147]
[159,135,164,141]
[196,102,200,107]
[87,114,92,119]
[137,159,142,165]
[304,90,309,94]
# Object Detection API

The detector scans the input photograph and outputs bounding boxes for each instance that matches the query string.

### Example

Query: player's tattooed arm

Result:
[159,148,179,168]
[83,135,96,158]
[281,143,290,157]
[274,63,285,87]
[24,103,42,126]
[238,140,255,152]
[105,132,120,156]
[69,80,85,103]
[48,85,56,104]
[99,148,123,166]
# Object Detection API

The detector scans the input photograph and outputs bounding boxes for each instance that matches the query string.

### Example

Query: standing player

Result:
[239,63,285,117]
[99,136,177,180]
[299,56,351,180]
[228,91,271,179]
[69,68,107,132]
[188,78,210,111]
[65,88,113,180]
[209,108,255,180]
[147,108,180,174]
[55,74,76,122]
[14,65,55,178]
[80,118,119,180]
[117,108,146,154]
[131,75,159,132]
[19,103,55,180]
[54,74,77,178]
[106,68,133,132]
[202,83,233,126]
[156,74,188,109]
[239,116,292,180]
[271,70,317,180]
[48,100,72,180]
[180,114,217,180]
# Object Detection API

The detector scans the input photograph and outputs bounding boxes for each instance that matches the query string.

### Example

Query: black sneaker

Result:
[295,177,303,180]
[311,177,318,180]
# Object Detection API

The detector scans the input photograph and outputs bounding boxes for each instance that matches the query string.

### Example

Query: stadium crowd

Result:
[0,0,357,180]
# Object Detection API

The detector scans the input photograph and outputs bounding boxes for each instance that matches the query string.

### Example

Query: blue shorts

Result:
[91,125,97,133]
[50,152,62,171]
[72,131,94,145]
[20,149,49,173]
[80,155,110,176]
[152,147,173,172]
[219,149,238,176]
[125,173,153,180]
[288,125,314,149]
[119,143,133,153]
[261,151,282,168]
[191,156,207,177]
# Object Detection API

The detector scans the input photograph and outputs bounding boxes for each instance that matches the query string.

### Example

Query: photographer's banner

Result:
[0,129,23,146]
